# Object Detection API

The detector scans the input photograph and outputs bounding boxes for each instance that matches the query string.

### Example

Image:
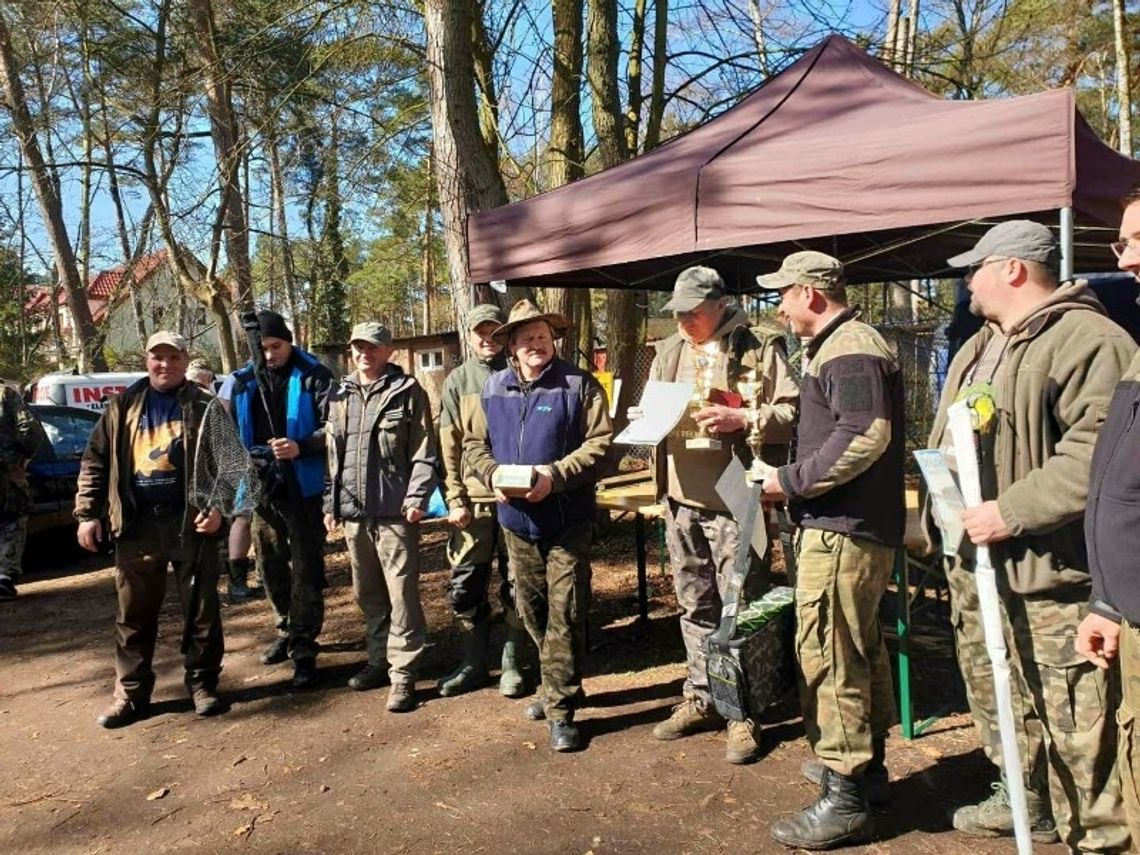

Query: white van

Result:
[31,372,147,412]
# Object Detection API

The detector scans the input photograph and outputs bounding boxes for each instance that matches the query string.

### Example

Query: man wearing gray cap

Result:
[324,321,438,712]
[75,331,226,728]
[927,220,1132,851]
[436,304,532,699]
[645,265,797,764]
[755,251,904,850]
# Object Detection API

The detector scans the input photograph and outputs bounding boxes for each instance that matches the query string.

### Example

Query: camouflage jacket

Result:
[0,386,47,516]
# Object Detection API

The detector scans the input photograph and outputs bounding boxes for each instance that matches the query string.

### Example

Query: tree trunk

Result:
[424,0,529,355]
[0,12,106,371]
[643,0,668,151]
[885,0,902,70]
[747,0,771,76]
[470,0,501,164]
[625,0,647,154]
[1113,0,1133,155]
[268,128,300,324]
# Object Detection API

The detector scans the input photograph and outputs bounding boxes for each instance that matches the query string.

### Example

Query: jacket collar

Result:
[805,307,860,358]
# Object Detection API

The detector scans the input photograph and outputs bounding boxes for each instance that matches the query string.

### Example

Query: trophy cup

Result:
[737,369,773,483]
[686,342,722,450]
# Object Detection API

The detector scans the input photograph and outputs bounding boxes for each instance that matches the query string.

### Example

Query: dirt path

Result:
[0,522,1064,854]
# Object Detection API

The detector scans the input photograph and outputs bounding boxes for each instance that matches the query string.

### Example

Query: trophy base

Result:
[686,437,722,451]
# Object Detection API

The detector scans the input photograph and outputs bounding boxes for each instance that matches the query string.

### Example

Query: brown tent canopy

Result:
[468,35,1140,291]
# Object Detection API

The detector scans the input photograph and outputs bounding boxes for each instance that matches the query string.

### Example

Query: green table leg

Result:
[895,549,915,740]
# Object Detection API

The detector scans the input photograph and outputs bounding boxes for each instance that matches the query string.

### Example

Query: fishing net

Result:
[189,396,262,517]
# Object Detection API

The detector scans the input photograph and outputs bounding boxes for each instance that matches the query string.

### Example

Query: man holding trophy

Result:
[645,266,798,764]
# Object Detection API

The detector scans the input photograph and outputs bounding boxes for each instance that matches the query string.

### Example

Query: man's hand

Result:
[525,468,554,503]
[761,469,786,501]
[404,506,425,524]
[493,488,511,504]
[1077,613,1122,669]
[78,519,102,552]
[448,505,471,529]
[269,437,300,460]
[323,513,337,533]
[694,405,747,434]
[194,508,222,534]
[961,501,1011,545]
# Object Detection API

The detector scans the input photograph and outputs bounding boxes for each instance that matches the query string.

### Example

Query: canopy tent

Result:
[467,35,1140,292]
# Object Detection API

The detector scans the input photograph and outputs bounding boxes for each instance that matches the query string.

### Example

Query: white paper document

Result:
[614,380,694,446]
[913,448,966,557]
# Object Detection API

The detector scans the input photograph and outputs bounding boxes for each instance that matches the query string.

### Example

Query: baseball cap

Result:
[468,304,505,330]
[755,251,845,291]
[145,330,189,352]
[947,220,1057,269]
[663,266,725,312]
[349,321,393,346]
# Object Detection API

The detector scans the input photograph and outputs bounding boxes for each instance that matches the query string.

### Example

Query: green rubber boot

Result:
[499,624,528,698]
[438,618,491,697]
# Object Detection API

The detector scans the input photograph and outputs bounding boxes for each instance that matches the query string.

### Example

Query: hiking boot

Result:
[291,659,320,690]
[438,618,491,697]
[771,767,872,850]
[726,720,762,765]
[952,781,1059,843]
[0,575,16,601]
[188,686,224,717]
[97,697,150,729]
[549,719,583,752]
[260,636,289,665]
[802,738,890,805]
[652,698,725,741]
[348,664,389,692]
[387,683,416,713]
[227,558,262,604]
[499,625,527,698]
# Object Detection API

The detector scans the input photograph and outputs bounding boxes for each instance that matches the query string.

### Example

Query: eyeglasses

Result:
[965,257,1008,280]
[1110,238,1140,259]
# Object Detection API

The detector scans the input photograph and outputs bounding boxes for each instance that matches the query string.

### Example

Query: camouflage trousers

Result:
[664,499,767,712]
[795,529,896,777]
[949,561,1129,853]
[946,560,1049,795]
[1115,620,1140,847]
[113,514,224,702]
[252,497,326,662]
[344,518,425,685]
[504,521,592,723]
[0,514,27,580]
[446,502,518,628]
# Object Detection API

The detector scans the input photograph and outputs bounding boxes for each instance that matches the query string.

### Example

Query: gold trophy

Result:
[737,369,774,483]
[686,342,722,450]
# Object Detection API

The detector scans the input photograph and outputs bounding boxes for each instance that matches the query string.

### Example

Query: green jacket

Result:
[927,281,1136,594]
[438,353,506,509]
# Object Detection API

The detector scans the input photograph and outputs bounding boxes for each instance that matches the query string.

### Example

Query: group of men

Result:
[4,189,1138,850]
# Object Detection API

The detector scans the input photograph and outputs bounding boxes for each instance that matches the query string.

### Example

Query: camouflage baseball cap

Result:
[467,303,505,330]
[946,220,1057,268]
[663,266,725,312]
[145,330,189,352]
[349,321,393,346]
[755,251,845,291]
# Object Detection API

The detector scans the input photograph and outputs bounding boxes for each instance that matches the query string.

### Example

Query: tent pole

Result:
[1060,206,1074,281]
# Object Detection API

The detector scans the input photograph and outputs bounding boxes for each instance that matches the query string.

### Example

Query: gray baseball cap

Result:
[467,304,505,330]
[663,266,725,312]
[349,321,393,346]
[947,220,1057,268]
[755,251,845,291]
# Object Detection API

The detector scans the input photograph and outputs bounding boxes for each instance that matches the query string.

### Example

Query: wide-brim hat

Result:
[491,299,571,345]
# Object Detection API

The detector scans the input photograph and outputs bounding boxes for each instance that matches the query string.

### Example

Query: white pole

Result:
[1060,206,1074,282]
[948,400,1033,855]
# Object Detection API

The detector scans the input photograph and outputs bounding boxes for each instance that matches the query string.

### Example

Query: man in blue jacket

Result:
[465,300,613,752]
[229,310,332,689]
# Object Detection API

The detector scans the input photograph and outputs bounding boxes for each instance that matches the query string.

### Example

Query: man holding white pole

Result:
[930,221,1132,853]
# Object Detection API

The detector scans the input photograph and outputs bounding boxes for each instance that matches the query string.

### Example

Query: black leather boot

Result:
[227,558,262,603]
[801,737,890,805]
[771,767,872,850]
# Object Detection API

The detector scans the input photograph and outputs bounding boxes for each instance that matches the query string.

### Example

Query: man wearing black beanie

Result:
[228,311,333,689]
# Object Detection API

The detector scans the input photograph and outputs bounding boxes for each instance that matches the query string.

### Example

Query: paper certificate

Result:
[614,380,695,446]
[913,448,966,557]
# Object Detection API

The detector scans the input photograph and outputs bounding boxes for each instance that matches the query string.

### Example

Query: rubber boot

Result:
[438,617,492,697]
[227,557,261,604]
[771,767,872,850]
[499,624,527,698]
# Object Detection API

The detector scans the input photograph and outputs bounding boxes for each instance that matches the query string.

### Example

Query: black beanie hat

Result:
[257,310,293,342]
